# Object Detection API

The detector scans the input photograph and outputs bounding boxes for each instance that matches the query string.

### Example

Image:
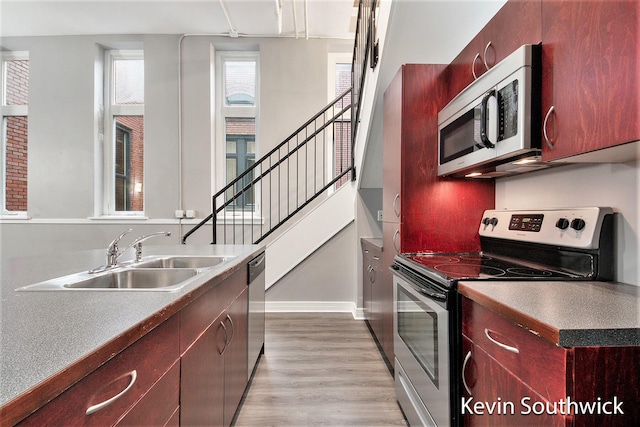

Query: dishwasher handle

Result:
[248,252,266,284]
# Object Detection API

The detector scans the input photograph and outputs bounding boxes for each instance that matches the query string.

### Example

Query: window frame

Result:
[1,51,29,219]
[102,49,144,217]
[213,51,261,223]
[327,52,353,194]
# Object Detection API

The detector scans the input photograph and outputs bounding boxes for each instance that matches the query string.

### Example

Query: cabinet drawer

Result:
[462,297,568,402]
[462,335,568,427]
[18,315,180,426]
[117,360,180,426]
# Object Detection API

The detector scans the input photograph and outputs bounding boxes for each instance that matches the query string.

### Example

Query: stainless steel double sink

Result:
[16,256,236,292]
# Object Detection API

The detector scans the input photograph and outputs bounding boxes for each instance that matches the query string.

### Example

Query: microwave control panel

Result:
[498,79,519,141]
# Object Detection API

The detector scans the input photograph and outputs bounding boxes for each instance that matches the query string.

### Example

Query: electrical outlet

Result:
[377,210,383,221]
[185,210,196,219]
[174,209,185,219]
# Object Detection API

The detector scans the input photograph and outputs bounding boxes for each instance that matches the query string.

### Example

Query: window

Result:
[328,53,352,191]
[1,52,29,217]
[103,50,144,215]
[215,53,259,216]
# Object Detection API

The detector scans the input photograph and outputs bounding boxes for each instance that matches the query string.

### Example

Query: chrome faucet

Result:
[118,231,172,263]
[90,229,171,273]
[106,228,133,267]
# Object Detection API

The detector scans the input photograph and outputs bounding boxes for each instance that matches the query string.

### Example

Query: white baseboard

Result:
[266,301,364,320]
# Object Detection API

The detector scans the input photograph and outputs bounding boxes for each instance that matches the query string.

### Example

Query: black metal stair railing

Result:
[182,0,376,245]
[182,88,353,244]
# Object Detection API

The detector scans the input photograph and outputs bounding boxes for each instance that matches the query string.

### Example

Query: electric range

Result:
[391,207,615,427]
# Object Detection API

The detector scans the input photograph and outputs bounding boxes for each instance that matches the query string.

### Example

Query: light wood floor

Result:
[234,313,408,427]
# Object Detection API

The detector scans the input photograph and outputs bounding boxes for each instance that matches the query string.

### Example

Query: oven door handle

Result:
[392,265,447,302]
[416,287,447,302]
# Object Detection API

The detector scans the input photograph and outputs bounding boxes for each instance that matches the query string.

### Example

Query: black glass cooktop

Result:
[401,252,577,281]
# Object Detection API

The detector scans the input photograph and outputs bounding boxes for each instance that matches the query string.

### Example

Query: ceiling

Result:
[0,0,358,39]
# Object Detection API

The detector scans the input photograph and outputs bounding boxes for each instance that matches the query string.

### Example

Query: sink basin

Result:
[15,254,236,292]
[16,268,200,292]
[133,255,235,269]
[64,268,198,290]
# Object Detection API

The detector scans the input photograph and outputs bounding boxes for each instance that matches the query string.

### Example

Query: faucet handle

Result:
[108,229,133,251]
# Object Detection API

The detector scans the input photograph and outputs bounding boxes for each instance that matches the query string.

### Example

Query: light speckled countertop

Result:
[0,244,263,418]
[458,280,640,348]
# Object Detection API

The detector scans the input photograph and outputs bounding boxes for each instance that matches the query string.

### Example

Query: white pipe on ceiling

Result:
[275,0,283,34]
[291,0,299,39]
[219,0,238,37]
[304,0,308,39]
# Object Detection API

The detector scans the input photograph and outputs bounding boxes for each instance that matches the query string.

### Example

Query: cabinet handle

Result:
[393,193,400,218]
[219,320,229,355]
[482,41,492,70]
[472,53,481,80]
[543,105,555,149]
[484,328,520,354]
[86,370,137,415]
[226,314,235,345]
[393,229,400,254]
[462,351,472,395]
[368,266,376,283]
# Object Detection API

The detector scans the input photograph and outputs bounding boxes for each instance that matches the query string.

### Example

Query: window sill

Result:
[88,215,149,221]
[0,212,30,220]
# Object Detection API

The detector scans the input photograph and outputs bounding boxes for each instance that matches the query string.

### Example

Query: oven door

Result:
[393,271,450,427]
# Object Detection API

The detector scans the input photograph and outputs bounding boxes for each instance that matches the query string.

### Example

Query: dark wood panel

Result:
[447,0,542,101]
[541,0,640,160]
[180,314,225,426]
[462,336,569,426]
[397,64,495,253]
[571,346,640,426]
[18,315,180,426]
[117,361,180,426]
[180,267,246,354]
[462,297,569,403]
[223,288,249,427]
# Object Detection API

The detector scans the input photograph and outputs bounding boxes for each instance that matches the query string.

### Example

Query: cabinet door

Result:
[447,0,542,100]
[180,313,225,426]
[369,252,384,344]
[383,67,403,225]
[223,287,249,427]
[362,245,374,322]
[17,316,180,427]
[462,336,568,426]
[541,0,640,161]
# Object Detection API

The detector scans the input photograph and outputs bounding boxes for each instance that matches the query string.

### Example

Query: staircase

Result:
[183,0,378,288]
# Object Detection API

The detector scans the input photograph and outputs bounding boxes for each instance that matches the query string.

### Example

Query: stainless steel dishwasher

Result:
[247,251,265,379]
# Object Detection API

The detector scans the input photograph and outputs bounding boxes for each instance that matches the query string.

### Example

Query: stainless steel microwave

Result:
[438,44,544,178]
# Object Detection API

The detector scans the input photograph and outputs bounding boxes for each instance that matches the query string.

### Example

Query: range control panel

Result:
[479,207,613,249]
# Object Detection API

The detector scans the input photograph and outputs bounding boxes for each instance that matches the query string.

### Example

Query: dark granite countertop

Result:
[458,280,640,348]
[0,244,264,421]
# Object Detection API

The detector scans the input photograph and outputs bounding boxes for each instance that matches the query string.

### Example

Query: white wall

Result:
[496,160,640,286]
[0,34,352,262]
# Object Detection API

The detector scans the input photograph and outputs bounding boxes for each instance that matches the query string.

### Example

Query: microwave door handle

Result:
[480,90,496,148]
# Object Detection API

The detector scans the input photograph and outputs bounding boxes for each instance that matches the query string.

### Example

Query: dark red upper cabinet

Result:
[541,0,640,161]
[446,0,542,103]
[383,65,495,254]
